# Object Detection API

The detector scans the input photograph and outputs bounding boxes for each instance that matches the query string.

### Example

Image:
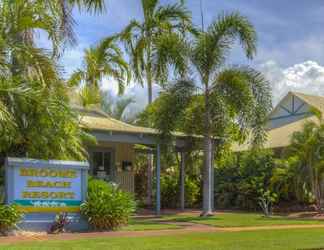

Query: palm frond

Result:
[208,12,257,59]
[214,67,272,145]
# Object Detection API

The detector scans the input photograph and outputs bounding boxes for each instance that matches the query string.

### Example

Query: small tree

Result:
[258,189,277,217]
[286,111,324,212]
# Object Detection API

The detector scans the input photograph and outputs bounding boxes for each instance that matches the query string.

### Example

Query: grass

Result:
[121,218,180,231]
[161,212,324,227]
[2,228,324,250]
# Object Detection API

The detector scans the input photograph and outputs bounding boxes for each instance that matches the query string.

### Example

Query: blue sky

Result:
[52,0,324,114]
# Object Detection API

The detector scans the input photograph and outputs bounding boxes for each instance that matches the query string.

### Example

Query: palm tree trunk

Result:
[146,63,153,207]
[148,81,153,104]
[201,87,213,216]
[202,134,213,216]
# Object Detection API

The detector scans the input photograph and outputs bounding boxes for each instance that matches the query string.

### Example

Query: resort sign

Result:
[5,158,89,213]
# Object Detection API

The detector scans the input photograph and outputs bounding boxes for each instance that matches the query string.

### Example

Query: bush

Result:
[160,174,200,208]
[81,179,136,231]
[0,204,23,235]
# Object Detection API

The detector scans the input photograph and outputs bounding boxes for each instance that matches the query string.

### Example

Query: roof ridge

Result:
[292,91,324,100]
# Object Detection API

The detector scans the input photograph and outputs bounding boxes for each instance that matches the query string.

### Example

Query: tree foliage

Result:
[140,12,272,215]
[0,0,97,160]
[120,0,192,103]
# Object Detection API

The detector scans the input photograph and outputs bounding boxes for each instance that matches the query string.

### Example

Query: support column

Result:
[156,144,161,215]
[180,151,185,211]
[211,143,215,212]
[146,153,153,207]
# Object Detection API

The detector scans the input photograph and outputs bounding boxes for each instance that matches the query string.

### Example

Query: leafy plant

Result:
[160,174,199,208]
[258,189,278,217]
[81,179,136,231]
[48,213,70,234]
[0,204,23,236]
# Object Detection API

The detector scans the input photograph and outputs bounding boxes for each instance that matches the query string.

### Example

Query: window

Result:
[92,151,112,176]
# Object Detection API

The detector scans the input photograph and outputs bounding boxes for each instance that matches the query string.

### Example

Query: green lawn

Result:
[2,228,324,250]
[121,218,180,231]
[2,212,324,250]
[162,212,324,227]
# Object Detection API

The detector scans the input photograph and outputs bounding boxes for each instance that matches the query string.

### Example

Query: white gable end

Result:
[267,93,311,130]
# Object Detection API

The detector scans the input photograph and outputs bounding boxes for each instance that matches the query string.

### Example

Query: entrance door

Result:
[91,150,113,180]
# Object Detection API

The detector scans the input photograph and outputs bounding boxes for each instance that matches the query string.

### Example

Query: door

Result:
[91,149,114,181]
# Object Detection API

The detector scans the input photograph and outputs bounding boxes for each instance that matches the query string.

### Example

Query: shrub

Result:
[160,174,200,208]
[0,204,23,235]
[81,179,136,231]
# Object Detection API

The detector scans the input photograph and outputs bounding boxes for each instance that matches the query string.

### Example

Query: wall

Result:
[88,141,135,193]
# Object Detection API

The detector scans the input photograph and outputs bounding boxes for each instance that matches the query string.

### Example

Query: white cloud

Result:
[260,60,324,105]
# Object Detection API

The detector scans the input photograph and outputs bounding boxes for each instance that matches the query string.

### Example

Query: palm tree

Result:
[0,1,94,161]
[120,0,191,104]
[1,0,105,57]
[69,36,130,94]
[287,113,324,211]
[100,90,135,122]
[152,12,272,215]
[120,0,192,206]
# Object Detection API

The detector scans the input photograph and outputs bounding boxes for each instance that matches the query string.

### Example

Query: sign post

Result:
[5,158,89,230]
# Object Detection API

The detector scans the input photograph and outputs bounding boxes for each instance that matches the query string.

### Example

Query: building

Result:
[233,91,324,152]
[76,106,191,214]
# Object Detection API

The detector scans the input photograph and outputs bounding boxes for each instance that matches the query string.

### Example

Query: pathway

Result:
[2,222,324,245]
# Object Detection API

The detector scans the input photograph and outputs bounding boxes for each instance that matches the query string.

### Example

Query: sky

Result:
[45,0,324,116]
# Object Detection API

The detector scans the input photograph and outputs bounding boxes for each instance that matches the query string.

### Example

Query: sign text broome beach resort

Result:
[5,158,89,213]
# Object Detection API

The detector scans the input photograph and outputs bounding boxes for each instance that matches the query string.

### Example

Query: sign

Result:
[5,158,89,213]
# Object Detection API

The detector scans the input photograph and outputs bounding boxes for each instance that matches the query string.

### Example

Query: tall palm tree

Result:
[120,0,192,206]
[69,36,130,107]
[120,0,191,104]
[69,36,130,93]
[152,12,272,215]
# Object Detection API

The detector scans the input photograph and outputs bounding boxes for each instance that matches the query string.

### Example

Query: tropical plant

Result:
[120,0,192,104]
[69,36,130,94]
[120,0,192,206]
[48,213,70,234]
[284,113,324,211]
[100,90,135,121]
[149,12,272,215]
[81,178,136,231]
[215,149,275,210]
[0,0,105,57]
[258,189,277,217]
[0,1,93,161]
[0,204,23,235]
[160,173,200,208]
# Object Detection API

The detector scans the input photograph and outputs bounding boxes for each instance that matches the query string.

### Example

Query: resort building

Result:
[234,91,324,152]
[76,106,191,214]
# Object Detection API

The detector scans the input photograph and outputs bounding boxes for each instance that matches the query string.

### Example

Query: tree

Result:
[100,90,135,122]
[285,113,324,212]
[120,0,191,104]
[120,0,192,206]
[0,0,105,57]
[68,36,131,120]
[0,0,94,161]
[69,36,130,93]
[151,12,272,215]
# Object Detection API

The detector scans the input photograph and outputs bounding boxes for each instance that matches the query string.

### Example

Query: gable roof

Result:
[232,115,319,151]
[292,91,324,113]
[76,106,187,137]
[233,91,324,152]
